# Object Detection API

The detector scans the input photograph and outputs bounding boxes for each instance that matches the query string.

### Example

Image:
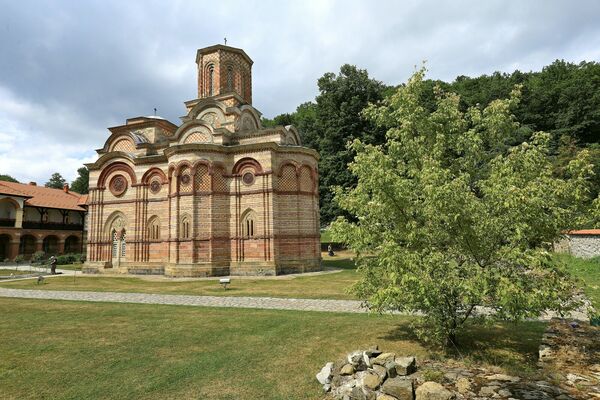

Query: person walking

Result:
[49,255,57,275]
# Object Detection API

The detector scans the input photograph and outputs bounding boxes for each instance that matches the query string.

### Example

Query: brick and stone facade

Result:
[84,45,321,277]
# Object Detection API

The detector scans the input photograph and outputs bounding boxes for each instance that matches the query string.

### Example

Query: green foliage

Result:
[70,166,89,194]
[0,174,18,183]
[31,251,46,263]
[331,68,594,346]
[14,255,24,264]
[56,253,83,265]
[45,172,66,189]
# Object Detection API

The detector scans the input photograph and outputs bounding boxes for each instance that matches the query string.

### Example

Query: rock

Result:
[377,395,398,400]
[363,352,372,367]
[455,377,471,394]
[443,372,458,381]
[384,360,398,379]
[341,364,355,375]
[362,373,383,390]
[349,351,364,365]
[373,352,396,365]
[498,389,512,397]
[479,386,500,396]
[365,346,383,358]
[372,364,388,380]
[334,378,358,398]
[350,385,367,400]
[538,344,554,360]
[484,374,520,383]
[415,381,453,400]
[323,383,331,393]
[382,377,414,400]
[566,373,590,383]
[317,362,334,385]
[395,356,417,376]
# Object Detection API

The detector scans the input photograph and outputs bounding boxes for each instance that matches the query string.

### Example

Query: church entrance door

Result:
[111,229,126,268]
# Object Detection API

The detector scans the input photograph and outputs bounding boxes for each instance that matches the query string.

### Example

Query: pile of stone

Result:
[316,346,588,399]
[316,347,452,400]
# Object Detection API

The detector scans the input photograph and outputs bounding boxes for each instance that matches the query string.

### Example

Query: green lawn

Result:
[57,263,83,271]
[0,254,359,300]
[0,298,545,400]
[0,269,39,276]
[558,253,600,310]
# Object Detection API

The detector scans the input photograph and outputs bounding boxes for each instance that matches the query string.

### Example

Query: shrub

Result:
[55,253,83,265]
[31,251,46,263]
[14,255,24,264]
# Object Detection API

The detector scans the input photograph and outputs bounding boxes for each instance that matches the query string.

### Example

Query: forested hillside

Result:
[262,60,600,225]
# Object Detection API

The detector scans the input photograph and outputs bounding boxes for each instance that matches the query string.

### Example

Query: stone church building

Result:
[84,45,320,276]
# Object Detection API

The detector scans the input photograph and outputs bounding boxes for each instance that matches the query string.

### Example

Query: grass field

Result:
[0,253,358,300]
[0,269,41,276]
[0,298,545,400]
[556,253,600,310]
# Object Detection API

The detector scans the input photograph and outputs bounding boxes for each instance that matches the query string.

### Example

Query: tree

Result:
[45,172,67,189]
[70,167,89,194]
[0,174,18,183]
[315,64,389,225]
[331,69,593,346]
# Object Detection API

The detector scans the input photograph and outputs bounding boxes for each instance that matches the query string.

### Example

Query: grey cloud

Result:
[0,0,599,182]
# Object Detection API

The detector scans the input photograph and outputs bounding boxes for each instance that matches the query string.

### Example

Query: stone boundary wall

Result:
[555,234,600,259]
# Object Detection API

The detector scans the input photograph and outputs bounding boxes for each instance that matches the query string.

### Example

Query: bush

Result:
[31,251,46,263]
[56,253,83,265]
[14,255,24,264]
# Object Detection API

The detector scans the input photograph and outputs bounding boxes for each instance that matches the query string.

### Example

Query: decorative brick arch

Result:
[141,168,168,185]
[104,211,127,238]
[233,157,263,175]
[97,162,137,188]
[277,161,299,192]
[298,165,316,192]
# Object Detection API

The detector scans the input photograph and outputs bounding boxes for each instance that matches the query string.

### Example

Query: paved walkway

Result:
[0,288,366,313]
[0,288,589,320]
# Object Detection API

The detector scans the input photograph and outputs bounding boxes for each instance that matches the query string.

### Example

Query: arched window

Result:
[208,65,215,96]
[180,215,191,239]
[147,216,160,240]
[241,210,257,238]
[227,66,234,91]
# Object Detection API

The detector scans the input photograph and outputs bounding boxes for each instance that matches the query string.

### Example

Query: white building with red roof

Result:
[0,181,87,260]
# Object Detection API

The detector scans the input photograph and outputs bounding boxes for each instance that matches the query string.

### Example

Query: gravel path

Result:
[0,288,589,320]
[0,288,366,313]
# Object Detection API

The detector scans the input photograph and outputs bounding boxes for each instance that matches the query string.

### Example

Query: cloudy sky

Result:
[0,0,599,184]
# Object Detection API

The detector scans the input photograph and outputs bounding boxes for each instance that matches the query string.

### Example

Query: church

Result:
[84,44,321,276]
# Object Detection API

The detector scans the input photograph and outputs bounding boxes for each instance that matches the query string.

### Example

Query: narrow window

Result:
[227,66,233,91]
[181,217,190,239]
[243,212,256,237]
[112,230,118,258]
[121,231,126,257]
[208,65,214,96]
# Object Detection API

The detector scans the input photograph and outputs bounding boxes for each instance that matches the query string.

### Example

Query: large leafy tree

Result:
[45,172,67,189]
[70,167,89,194]
[331,69,594,346]
[315,65,389,224]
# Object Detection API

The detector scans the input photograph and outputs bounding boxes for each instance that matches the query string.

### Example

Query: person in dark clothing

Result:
[49,255,57,275]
